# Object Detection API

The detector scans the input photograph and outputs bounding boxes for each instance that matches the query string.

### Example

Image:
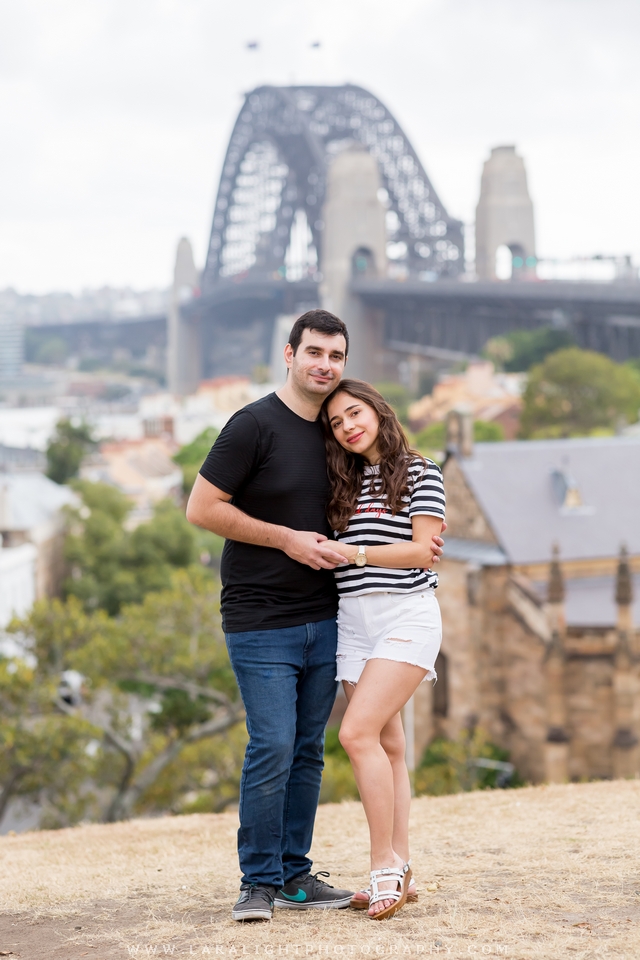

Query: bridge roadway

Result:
[26,280,640,378]
[185,276,640,374]
[352,277,640,363]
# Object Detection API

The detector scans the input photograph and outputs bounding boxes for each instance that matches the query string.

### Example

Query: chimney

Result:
[547,542,565,611]
[615,544,633,605]
[544,542,569,782]
[615,544,634,635]
[445,407,473,459]
[612,544,638,777]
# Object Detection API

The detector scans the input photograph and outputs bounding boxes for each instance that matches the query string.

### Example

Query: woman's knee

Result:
[338,721,355,755]
[338,719,368,757]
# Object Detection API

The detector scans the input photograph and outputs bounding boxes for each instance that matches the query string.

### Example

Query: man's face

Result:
[285,328,347,398]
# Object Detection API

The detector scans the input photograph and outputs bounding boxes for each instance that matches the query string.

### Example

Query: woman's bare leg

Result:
[339,660,426,915]
[343,685,411,862]
[381,712,411,861]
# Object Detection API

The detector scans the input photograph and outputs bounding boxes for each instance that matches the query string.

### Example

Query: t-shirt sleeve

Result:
[409,460,446,520]
[198,410,261,497]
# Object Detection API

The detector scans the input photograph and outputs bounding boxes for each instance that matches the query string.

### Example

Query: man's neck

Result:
[276,381,322,422]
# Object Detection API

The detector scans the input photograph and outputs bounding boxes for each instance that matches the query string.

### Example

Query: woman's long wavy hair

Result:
[320,379,425,532]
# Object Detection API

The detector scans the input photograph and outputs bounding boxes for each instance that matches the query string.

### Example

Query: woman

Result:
[320,379,445,921]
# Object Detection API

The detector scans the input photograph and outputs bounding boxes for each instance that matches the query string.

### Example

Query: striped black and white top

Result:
[333,456,446,597]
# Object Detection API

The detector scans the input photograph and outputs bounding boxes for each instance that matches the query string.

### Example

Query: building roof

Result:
[532,576,640,628]
[408,361,524,431]
[0,473,77,534]
[456,435,640,564]
[444,537,509,567]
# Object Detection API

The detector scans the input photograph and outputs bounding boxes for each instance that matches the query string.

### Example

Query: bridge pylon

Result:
[475,145,536,282]
[167,237,201,394]
[320,144,387,379]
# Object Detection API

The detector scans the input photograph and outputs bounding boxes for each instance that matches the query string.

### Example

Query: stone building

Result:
[413,417,640,783]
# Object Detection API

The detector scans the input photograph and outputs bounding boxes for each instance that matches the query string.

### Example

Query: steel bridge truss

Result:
[202,85,464,293]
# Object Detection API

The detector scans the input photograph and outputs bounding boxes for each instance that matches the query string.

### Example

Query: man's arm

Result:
[186,474,346,571]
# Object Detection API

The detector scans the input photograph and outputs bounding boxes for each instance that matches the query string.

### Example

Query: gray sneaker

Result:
[232,884,276,921]
[274,871,353,909]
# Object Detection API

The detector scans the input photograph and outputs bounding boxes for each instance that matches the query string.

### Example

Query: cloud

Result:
[0,0,638,290]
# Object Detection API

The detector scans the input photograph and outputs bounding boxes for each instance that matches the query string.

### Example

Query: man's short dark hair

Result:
[288,309,349,357]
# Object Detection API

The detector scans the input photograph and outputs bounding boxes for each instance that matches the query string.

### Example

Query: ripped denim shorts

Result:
[335,588,442,685]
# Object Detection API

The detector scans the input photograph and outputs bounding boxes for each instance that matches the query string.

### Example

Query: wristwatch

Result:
[354,545,367,567]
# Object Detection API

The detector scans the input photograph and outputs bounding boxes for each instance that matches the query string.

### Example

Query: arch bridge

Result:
[167,84,640,390]
[203,84,463,289]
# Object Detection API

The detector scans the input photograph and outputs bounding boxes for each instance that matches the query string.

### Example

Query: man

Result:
[187,309,444,921]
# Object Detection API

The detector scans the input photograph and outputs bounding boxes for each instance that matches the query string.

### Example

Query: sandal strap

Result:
[358,876,416,897]
[369,864,408,906]
[357,876,417,898]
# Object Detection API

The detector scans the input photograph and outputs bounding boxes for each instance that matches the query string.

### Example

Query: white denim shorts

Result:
[335,588,442,685]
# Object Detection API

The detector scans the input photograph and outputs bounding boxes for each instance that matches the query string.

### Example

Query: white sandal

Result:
[350,881,418,908]
[350,858,417,909]
[368,862,412,920]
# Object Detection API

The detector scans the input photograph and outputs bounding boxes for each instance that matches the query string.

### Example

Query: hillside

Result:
[1,780,639,959]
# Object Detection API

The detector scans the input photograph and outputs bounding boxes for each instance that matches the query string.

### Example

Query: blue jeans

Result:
[225,618,338,888]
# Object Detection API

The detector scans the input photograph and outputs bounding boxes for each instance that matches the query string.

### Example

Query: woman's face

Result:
[326,391,381,463]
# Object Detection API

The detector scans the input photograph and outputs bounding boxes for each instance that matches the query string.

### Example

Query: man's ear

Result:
[283,343,294,369]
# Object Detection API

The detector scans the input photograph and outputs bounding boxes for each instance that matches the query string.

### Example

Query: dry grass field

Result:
[1,780,639,960]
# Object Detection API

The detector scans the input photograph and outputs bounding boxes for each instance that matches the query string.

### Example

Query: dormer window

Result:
[551,469,594,515]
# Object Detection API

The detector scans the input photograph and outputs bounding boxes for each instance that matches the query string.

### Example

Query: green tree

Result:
[173,426,219,496]
[172,428,225,566]
[626,357,640,379]
[473,420,505,442]
[8,568,243,825]
[64,482,199,615]
[0,641,102,830]
[374,382,412,424]
[139,725,248,815]
[414,419,504,456]
[484,327,574,372]
[414,422,446,452]
[46,419,96,485]
[520,347,640,438]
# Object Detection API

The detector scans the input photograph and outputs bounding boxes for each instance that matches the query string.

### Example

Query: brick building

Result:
[413,418,640,784]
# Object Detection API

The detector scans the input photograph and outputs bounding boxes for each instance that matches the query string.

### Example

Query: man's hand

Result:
[282,530,347,570]
[430,520,447,564]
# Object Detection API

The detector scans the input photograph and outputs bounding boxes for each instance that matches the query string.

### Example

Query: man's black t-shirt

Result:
[199,393,338,633]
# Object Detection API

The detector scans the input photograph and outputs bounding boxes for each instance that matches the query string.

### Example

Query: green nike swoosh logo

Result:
[280,889,307,902]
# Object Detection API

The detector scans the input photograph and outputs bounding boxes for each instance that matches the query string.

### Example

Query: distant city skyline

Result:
[0,0,638,293]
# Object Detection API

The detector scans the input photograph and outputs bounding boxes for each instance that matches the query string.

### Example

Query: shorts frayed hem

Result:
[335,674,359,686]
[336,656,437,686]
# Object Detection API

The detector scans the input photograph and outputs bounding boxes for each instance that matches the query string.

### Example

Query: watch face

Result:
[355,553,367,567]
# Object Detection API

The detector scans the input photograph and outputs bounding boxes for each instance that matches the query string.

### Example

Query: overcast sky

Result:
[0,0,638,293]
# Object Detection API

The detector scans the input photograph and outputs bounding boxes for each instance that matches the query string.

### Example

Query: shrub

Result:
[320,725,359,803]
[415,728,523,796]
